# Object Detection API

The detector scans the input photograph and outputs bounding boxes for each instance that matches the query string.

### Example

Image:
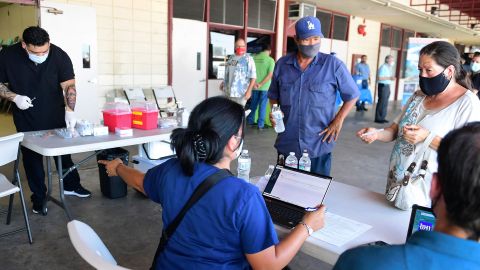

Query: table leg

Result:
[56,156,73,221]
[44,157,53,215]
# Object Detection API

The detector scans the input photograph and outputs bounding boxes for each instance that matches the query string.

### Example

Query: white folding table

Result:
[21,128,173,220]
[272,180,411,265]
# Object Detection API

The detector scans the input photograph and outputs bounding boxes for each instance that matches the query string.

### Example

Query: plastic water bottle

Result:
[237,150,251,182]
[264,165,275,180]
[298,150,311,172]
[272,104,285,133]
[285,152,298,169]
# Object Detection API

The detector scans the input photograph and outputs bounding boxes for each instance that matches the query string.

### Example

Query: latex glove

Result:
[13,95,33,110]
[65,111,77,130]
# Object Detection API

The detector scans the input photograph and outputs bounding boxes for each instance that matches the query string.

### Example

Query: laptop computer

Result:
[262,165,332,229]
[406,204,436,240]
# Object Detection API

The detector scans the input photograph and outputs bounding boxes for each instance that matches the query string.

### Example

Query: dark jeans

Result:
[277,152,332,176]
[247,90,269,128]
[21,146,81,204]
[375,83,391,121]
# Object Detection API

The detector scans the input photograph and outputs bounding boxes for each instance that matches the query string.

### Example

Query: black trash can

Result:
[96,148,129,199]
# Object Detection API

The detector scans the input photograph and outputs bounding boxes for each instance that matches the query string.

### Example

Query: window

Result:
[316,9,349,41]
[332,14,348,41]
[209,31,236,79]
[173,0,205,21]
[248,0,276,31]
[316,10,332,39]
[381,26,391,46]
[392,28,402,49]
[210,0,244,26]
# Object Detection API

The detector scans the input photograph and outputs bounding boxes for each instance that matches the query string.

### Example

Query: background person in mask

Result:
[375,55,396,123]
[470,51,480,97]
[357,41,480,208]
[220,38,256,107]
[335,122,480,270]
[99,96,326,269]
[267,16,359,176]
[0,26,91,215]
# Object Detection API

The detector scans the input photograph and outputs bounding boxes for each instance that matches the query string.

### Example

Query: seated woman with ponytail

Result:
[98,96,326,270]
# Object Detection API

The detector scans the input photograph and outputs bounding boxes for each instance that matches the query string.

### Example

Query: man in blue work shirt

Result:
[354,55,370,111]
[375,55,395,123]
[268,16,359,176]
[333,123,480,270]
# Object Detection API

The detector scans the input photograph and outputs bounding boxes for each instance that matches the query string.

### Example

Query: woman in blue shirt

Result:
[99,96,326,269]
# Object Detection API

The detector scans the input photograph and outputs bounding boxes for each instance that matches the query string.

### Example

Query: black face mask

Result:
[419,69,450,96]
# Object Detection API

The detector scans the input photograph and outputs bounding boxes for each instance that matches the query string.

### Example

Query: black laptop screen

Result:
[263,165,332,209]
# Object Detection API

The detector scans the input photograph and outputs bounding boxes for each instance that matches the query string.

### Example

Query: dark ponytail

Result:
[419,41,472,90]
[170,96,245,176]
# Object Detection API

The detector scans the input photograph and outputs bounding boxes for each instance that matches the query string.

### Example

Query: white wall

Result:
[45,0,169,110]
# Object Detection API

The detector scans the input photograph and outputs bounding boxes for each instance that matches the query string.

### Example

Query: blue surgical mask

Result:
[298,43,320,58]
[27,51,49,64]
[472,62,480,73]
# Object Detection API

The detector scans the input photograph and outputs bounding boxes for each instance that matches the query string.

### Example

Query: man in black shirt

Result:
[0,26,91,214]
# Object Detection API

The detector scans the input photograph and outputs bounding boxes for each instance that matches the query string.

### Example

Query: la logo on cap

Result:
[307,21,315,30]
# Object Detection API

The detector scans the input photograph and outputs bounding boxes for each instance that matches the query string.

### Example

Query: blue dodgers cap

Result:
[295,16,323,39]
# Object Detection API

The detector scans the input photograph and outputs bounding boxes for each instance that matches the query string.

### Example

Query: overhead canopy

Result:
[313,0,479,45]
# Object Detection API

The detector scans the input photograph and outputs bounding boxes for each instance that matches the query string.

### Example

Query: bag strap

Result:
[165,169,232,237]
[150,168,233,269]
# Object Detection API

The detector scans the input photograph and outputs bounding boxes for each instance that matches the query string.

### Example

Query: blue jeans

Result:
[247,90,268,128]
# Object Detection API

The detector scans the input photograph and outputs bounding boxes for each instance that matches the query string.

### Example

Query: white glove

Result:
[65,111,77,130]
[13,95,33,110]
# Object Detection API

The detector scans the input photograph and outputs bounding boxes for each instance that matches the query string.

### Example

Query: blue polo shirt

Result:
[354,62,370,80]
[143,158,279,270]
[267,52,359,158]
[377,63,394,85]
[333,231,480,270]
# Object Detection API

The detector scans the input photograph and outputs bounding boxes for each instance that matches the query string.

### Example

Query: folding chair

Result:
[152,86,177,117]
[123,88,146,104]
[0,133,33,244]
[68,220,130,270]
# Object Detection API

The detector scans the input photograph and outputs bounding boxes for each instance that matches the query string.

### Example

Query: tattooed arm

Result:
[0,82,16,101]
[60,79,76,112]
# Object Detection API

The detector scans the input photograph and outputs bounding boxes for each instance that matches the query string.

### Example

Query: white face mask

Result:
[234,140,243,159]
[472,62,480,73]
[28,51,49,64]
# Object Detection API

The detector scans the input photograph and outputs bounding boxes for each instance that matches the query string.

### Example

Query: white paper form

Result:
[312,212,372,246]
[269,169,331,208]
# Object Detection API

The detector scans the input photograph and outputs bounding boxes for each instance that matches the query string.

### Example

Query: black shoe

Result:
[375,119,389,124]
[64,186,92,198]
[356,107,362,111]
[362,106,368,111]
[381,120,389,123]
[32,203,47,215]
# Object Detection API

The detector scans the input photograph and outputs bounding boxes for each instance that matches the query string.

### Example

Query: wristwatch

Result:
[298,221,313,236]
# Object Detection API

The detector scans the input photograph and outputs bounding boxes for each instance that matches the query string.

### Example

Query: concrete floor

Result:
[0,102,402,270]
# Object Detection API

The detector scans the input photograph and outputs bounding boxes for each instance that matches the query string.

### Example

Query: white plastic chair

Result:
[68,220,130,270]
[0,132,32,244]
[123,87,146,104]
[152,86,177,117]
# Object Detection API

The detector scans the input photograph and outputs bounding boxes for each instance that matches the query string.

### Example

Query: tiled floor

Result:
[0,102,402,270]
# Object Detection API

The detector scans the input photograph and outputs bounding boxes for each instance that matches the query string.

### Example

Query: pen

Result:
[30,97,37,102]
[305,207,318,212]
[361,128,384,137]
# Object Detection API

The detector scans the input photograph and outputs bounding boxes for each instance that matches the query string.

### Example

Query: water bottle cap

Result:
[289,152,295,156]
[273,104,278,107]
[242,149,248,154]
